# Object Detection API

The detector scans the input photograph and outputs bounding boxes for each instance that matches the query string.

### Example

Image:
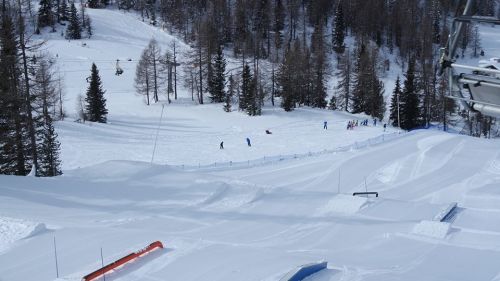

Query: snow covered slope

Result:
[1,131,500,281]
[1,7,500,281]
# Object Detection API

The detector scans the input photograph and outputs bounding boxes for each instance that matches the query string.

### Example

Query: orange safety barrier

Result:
[82,241,164,281]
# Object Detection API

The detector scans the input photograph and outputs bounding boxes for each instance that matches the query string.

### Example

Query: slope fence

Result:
[172,131,412,172]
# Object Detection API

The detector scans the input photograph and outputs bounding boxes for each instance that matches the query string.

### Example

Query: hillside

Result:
[1,4,500,281]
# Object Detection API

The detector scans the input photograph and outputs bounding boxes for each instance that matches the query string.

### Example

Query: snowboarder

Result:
[220,141,224,149]
[323,121,328,129]
[246,137,251,147]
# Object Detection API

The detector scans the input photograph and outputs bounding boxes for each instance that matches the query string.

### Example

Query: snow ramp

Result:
[279,261,328,281]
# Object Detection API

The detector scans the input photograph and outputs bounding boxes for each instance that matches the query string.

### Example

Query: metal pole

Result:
[151,103,165,164]
[101,247,106,281]
[337,167,341,194]
[364,177,368,197]
[53,236,59,278]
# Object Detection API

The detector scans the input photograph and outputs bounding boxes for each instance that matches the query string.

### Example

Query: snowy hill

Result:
[1,6,500,281]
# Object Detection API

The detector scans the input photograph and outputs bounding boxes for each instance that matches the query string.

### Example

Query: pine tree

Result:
[85,63,108,123]
[224,74,235,112]
[274,0,285,50]
[310,22,327,108]
[389,76,402,127]
[351,43,370,114]
[33,58,62,175]
[334,50,352,112]
[0,11,29,175]
[332,2,346,54]
[241,64,257,115]
[400,58,421,130]
[60,0,69,21]
[87,0,101,8]
[277,46,295,111]
[37,115,62,177]
[37,0,55,29]
[209,46,226,103]
[66,2,81,39]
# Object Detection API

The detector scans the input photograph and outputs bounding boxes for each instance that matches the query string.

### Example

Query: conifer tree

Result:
[32,58,62,177]
[224,74,235,112]
[66,2,81,39]
[37,0,55,29]
[389,76,402,127]
[274,0,285,50]
[60,0,69,21]
[400,58,421,130]
[209,46,226,103]
[332,2,346,54]
[334,49,352,112]
[351,43,370,114]
[0,11,29,175]
[85,63,108,123]
[310,22,327,108]
[241,64,257,115]
[37,115,62,176]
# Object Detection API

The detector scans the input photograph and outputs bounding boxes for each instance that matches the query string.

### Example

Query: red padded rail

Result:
[82,241,164,281]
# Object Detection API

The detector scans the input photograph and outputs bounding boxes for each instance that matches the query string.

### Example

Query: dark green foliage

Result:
[37,115,62,176]
[65,2,81,39]
[60,0,69,21]
[389,76,402,127]
[85,63,108,123]
[240,64,258,115]
[351,42,385,119]
[400,58,422,130]
[209,46,226,103]
[37,0,55,29]
[332,2,345,54]
[0,13,30,175]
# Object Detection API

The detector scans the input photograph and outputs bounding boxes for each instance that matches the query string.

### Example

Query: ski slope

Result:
[2,131,500,281]
[1,7,500,281]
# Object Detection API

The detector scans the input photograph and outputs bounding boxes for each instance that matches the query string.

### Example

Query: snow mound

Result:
[412,220,450,239]
[0,216,47,253]
[317,194,368,216]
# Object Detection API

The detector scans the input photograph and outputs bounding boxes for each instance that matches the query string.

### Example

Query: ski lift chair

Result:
[440,0,500,117]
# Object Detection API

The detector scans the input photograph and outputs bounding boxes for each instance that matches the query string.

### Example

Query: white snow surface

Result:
[1,7,500,281]
[412,221,451,239]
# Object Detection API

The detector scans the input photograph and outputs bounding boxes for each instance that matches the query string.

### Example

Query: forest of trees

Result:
[1,1,63,176]
[127,0,497,135]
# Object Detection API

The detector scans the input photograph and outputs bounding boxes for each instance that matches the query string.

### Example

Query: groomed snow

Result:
[0,7,500,281]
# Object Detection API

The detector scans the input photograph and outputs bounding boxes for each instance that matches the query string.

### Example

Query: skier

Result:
[265,129,272,134]
[373,118,377,126]
[323,121,328,130]
[383,124,387,132]
[220,141,224,149]
[246,137,251,147]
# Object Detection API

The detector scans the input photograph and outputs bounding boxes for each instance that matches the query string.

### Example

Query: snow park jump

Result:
[82,241,164,281]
